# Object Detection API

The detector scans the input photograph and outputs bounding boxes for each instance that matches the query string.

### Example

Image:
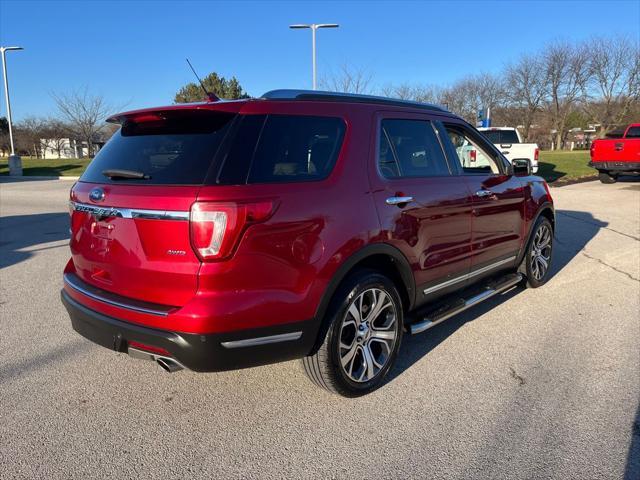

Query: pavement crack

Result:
[580,251,640,282]
[557,211,640,242]
[509,367,526,386]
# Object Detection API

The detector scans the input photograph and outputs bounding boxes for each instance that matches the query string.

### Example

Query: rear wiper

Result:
[102,169,150,180]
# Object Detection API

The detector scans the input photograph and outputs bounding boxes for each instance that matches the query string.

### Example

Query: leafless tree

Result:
[504,53,548,141]
[51,87,113,157]
[15,117,46,158]
[40,119,71,158]
[439,73,505,123]
[542,41,590,149]
[319,64,373,94]
[584,36,640,135]
[379,83,444,105]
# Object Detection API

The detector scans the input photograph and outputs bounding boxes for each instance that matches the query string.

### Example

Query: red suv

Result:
[62,90,555,396]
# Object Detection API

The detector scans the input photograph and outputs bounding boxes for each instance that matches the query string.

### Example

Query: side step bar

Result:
[408,273,523,335]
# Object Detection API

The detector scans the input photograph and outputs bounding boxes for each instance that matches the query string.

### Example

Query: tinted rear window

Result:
[217,114,345,185]
[481,130,519,144]
[81,110,235,185]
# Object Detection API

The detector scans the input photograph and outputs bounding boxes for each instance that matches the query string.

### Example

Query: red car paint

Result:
[62,93,554,371]
[590,123,640,176]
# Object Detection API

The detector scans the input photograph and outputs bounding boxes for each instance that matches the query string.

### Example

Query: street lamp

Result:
[1,46,23,176]
[289,23,339,90]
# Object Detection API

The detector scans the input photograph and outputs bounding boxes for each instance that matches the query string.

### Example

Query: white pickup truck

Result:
[478,127,539,173]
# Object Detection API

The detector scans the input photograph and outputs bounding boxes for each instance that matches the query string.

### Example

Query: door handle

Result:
[385,196,414,206]
[614,142,623,151]
[475,190,494,198]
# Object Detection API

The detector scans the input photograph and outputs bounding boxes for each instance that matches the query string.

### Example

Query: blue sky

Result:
[1,0,639,121]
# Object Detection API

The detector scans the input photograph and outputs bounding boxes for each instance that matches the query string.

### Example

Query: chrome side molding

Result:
[221,331,303,349]
[422,256,517,296]
[71,201,189,221]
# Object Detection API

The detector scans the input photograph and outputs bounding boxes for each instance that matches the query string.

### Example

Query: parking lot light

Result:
[1,45,24,175]
[289,24,339,90]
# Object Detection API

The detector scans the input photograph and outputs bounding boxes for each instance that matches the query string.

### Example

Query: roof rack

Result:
[261,89,448,113]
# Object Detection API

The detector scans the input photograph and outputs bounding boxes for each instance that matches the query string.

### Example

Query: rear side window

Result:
[481,130,519,144]
[218,115,345,185]
[378,119,450,178]
[81,110,235,185]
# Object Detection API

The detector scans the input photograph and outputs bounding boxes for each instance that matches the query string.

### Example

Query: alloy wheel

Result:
[338,288,398,383]
[530,223,552,281]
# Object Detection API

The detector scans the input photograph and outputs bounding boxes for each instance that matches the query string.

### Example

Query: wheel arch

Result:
[309,243,415,354]
[517,202,555,265]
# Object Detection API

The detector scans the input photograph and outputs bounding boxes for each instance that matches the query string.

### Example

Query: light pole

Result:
[1,46,23,176]
[289,23,339,90]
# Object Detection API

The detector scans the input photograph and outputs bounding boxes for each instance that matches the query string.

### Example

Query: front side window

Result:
[441,126,502,175]
[377,119,450,178]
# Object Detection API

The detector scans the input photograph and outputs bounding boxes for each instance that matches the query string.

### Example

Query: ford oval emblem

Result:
[89,187,105,203]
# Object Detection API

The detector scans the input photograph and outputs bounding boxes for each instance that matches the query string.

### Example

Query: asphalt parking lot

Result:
[1,178,638,479]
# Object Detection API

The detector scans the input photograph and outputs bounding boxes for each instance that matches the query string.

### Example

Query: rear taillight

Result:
[534,148,539,161]
[590,142,596,158]
[470,150,477,162]
[189,200,276,261]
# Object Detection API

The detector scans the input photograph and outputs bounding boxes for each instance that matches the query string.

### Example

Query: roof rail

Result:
[261,89,448,113]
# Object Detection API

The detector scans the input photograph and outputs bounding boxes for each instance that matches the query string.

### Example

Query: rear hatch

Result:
[69,108,236,307]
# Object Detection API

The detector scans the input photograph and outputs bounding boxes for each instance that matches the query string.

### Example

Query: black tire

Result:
[598,171,617,184]
[302,269,403,397]
[519,216,554,288]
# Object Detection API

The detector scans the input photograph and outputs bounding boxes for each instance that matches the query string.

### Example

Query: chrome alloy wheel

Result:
[338,288,398,383]
[530,223,552,281]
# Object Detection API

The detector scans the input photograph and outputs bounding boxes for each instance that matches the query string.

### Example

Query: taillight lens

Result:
[534,148,539,161]
[470,150,477,162]
[190,200,275,261]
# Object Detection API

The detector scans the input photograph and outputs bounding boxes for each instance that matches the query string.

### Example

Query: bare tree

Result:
[40,119,71,158]
[319,64,373,94]
[379,83,443,104]
[505,53,548,141]
[584,36,640,134]
[440,73,505,123]
[542,41,590,149]
[15,117,46,158]
[51,87,113,157]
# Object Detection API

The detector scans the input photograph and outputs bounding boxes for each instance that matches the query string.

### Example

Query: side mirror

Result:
[512,158,532,176]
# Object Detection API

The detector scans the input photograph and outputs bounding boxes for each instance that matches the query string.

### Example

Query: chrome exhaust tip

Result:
[156,357,184,373]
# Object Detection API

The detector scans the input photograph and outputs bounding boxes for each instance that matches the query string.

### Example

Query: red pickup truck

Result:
[589,123,640,183]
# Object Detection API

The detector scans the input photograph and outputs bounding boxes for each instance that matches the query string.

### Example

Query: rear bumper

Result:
[589,161,640,172]
[61,289,316,372]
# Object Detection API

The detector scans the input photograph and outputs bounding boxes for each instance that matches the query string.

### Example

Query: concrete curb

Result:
[0,175,80,181]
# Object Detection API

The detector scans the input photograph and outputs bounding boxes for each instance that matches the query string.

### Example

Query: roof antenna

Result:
[186,58,219,102]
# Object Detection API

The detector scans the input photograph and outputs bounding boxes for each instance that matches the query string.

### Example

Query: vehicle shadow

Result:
[626,400,640,479]
[0,213,70,269]
[386,208,608,385]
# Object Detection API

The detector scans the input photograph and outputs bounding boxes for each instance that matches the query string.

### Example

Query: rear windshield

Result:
[81,110,235,185]
[480,130,520,144]
[217,114,346,185]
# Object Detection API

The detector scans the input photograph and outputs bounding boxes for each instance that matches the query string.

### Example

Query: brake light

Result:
[190,200,276,261]
[534,148,539,161]
[470,150,477,162]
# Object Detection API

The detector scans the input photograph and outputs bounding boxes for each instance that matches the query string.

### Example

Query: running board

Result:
[408,273,523,335]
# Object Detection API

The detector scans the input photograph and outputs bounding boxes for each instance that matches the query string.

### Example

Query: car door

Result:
[369,113,474,304]
[436,121,526,273]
